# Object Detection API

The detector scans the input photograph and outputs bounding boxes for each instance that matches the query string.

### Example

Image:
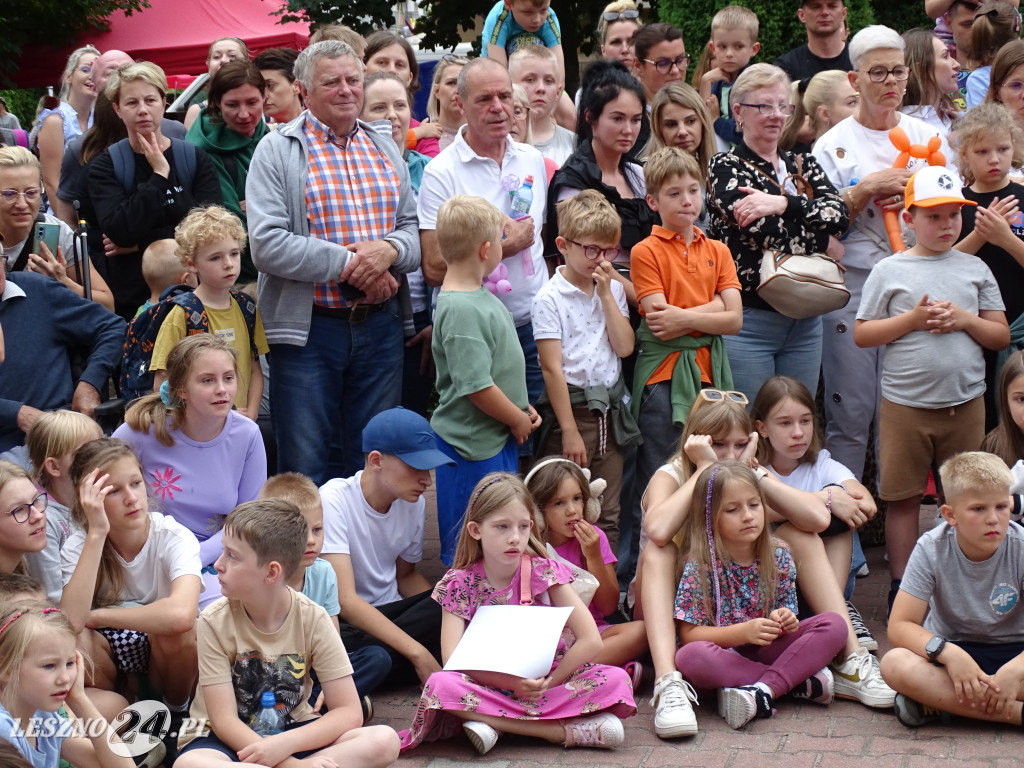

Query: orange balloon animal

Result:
[884,127,946,252]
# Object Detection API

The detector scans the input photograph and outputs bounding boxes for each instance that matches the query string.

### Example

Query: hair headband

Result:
[705,465,725,627]
[0,607,60,635]
[471,474,506,505]
[523,457,604,524]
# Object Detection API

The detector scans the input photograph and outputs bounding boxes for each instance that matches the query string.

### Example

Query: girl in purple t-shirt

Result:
[113,335,266,608]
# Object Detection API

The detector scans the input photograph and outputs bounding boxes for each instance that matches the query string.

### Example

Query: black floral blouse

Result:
[707,141,849,313]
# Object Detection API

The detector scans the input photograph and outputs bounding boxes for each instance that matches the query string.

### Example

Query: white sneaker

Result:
[650,671,698,738]
[831,648,896,708]
[462,721,500,754]
[563,712,625,749]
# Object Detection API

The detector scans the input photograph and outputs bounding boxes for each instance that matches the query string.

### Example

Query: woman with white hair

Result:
[812,26,953,605]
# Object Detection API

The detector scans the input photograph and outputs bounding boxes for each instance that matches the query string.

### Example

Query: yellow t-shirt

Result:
[179,590,353,750]
[150,298,269,410]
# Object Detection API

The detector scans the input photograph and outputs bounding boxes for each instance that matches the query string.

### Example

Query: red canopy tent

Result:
[12,0,310,89]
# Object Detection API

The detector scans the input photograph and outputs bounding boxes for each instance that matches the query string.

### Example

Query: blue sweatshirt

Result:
[0,271,125,451]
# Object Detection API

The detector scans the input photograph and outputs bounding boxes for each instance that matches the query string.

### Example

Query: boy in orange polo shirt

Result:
[630,146,743,510]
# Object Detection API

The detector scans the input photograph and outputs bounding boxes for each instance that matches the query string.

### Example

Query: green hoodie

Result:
[186,109,268,281]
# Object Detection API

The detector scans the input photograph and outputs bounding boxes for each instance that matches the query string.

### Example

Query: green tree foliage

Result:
[0,89,46,129]
[0,0,148,87]
[273,0,397,35]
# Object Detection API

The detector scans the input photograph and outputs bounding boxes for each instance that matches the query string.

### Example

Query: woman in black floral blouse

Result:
[707,62,849,401]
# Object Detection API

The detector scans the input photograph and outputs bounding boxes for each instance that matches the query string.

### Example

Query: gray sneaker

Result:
[894,693,951,727]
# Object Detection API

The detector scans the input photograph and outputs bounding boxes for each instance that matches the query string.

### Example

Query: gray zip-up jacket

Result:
[246,113,420,346]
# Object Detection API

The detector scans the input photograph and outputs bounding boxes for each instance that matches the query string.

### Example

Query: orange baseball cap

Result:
[904,166,976,209]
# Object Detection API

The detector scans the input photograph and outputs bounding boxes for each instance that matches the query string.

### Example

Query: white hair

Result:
[293,40,362,89]
[849,25,906,70]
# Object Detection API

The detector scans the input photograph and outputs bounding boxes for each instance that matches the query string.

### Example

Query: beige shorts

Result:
[878,396,985,501]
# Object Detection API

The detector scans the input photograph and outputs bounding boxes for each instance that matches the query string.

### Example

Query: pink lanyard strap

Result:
[519,553,533,605]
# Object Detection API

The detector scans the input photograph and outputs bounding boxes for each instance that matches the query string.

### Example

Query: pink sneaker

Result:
[563,713,625,749]
[624,660,643,690]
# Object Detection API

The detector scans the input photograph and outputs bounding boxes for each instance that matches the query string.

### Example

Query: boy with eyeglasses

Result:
[700,5,762,148]
[531,190,640,550]
[628,146,742,564]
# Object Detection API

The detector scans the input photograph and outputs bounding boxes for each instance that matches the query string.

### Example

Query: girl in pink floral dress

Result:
[399,473,636,755]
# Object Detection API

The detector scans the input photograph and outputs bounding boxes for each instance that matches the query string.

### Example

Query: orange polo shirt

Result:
[631,225,741,386]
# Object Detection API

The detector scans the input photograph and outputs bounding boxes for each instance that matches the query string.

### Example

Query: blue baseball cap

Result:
[361,408,455,470]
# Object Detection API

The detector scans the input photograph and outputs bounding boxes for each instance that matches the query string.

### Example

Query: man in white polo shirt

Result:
[418,57,549,425]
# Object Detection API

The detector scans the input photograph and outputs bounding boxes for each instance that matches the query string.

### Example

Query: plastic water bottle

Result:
[509,176,536,275]
[253,691,282,737]
[510,175,534,217]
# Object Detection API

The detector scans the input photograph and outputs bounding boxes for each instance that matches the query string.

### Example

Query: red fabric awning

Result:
[12,0,310,89]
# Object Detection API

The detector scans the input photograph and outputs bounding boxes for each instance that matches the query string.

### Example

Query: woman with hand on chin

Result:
[89,62,221,319]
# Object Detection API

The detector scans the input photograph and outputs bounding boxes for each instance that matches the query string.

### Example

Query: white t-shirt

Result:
[61,511,202,603]
[813,113,952,270]
[319,472,424,606]
[767,449,855,492]
[418,127,549,326]
[531,265,628,389]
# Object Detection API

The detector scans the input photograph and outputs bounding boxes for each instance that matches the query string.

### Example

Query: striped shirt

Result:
[303,112,400,307]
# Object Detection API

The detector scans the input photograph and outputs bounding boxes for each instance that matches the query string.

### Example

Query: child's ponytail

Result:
[125,334,238,447]
[971,0,1023,67]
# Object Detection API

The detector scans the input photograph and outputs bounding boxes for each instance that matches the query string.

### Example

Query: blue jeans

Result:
[723,308,822,402]
[516,321,544,457]
[269,303,403,484]
[434,433,518,565]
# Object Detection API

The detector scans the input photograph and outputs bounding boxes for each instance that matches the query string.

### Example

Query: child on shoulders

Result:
[882,452,1024,727]
[699,5,761,148]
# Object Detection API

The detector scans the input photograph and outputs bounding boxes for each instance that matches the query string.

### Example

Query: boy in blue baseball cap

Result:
[320,408,455,685]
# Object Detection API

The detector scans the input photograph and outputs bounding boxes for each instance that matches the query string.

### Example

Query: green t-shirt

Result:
[430,287,527,461]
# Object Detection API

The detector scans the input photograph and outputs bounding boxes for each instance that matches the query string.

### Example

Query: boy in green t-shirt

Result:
[430,195,541,564]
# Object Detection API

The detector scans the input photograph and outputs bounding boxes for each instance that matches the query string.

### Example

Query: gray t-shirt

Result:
[856,248,1004,408]
[534,124,576,167]
[901,521,1024,644]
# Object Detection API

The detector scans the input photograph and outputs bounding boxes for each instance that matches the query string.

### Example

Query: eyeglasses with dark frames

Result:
[861,65,911,83]
[8,492,46,524]
[642,55,691,75]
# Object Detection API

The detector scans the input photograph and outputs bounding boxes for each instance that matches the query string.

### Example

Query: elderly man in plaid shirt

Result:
[248,40,421,484]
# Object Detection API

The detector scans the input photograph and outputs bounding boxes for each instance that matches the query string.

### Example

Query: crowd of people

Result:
[3,0,1024,764]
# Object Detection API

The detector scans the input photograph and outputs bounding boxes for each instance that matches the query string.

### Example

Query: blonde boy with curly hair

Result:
[150,205,269,417]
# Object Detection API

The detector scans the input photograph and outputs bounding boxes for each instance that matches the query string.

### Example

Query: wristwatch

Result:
[925,635,947,665]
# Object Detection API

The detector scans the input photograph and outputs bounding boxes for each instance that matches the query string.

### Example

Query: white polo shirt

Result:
[531,266,628,388]
[418,126,549,326]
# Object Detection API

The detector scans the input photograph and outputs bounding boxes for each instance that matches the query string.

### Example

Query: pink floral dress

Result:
[398,556,637,751]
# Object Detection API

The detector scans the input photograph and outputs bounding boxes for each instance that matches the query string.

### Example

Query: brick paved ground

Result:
[371,495,1022,768]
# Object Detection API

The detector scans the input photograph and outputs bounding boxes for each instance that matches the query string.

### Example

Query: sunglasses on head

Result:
[603,9,640,20]
[696,389,749,406]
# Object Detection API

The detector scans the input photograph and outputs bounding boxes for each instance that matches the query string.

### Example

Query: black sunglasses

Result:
[603,9,640,21]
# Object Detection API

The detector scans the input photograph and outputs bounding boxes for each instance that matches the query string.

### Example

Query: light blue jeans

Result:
[724,308,823,402]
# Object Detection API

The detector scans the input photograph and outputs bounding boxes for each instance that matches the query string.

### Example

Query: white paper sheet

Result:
[443,604,573,679]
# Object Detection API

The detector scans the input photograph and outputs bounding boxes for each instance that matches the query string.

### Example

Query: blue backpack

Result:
[119,284,258,404]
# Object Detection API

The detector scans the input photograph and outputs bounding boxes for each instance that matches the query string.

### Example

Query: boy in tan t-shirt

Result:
[174,499,399,767]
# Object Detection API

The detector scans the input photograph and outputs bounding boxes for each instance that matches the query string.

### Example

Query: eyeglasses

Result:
[8,493,46,524]
[441,53,470,64]
[861,65,911,83]
[603,9,640,20]
[738,102,796,117]
[568,240,622,261]
[697,389,749,405]
[513,106,528,118]
[1000,80,1024,97]
[642,55,690,74]
[0,188,41,204]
